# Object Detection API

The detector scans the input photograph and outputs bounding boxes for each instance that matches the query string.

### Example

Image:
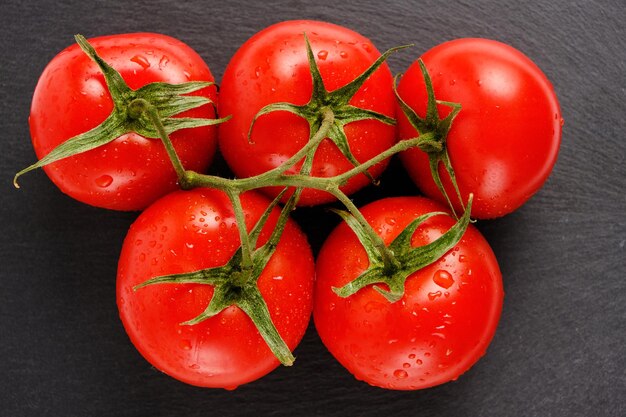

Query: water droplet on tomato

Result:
[130,55,150,69]
[183,71,191,80]
[95,174,113,188]
[362,43,372,52]
[189,363,200,370]
[317,50,328,60]
[433,270,454,289]
[158,55,169,70]
[364,301,384,313]
[254,66,262,78]
[459,255,467,262]
[428,291,442,300]
[393,369,408,379]
[403,362,411,369]
[179,339,192,350]
[408,353,416,359]
[139,253,146,262]
[339,51,348,59]
[416,359,423,365]
[560,118,565,126]
[446,349,453,356]
[385,217,397,226]
[449,79,456,86]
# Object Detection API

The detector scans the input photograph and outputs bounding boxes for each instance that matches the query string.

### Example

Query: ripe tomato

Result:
[314,196,503,390]
[29,33,218,210]
[218,20,396,206]
[397,38,562,218]
[117,188,314,389]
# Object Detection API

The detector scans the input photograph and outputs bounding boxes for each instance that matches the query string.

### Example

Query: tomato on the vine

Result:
[314,196,503,390]
[218,20,397,206]
[28,33,218,210]
[397,38,562,218]
[117,188,315,389]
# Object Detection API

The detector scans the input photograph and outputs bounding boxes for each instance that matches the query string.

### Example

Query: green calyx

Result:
[249,34,411,183]
[134,189,300,366]
[14,34,230,188]
[394,59,464,216]
[333,195,473,303]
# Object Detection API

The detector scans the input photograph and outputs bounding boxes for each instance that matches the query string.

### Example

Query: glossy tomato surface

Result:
[219,20,396,206]
[117,189,315,389]
[397,38,562,218]
[314,197,503,390]
[29,33,218,210]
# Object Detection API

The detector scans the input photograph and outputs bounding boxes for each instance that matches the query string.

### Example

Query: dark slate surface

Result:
[1,0,624,416]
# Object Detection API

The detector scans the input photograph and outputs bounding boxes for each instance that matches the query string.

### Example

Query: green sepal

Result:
[333,195,473,303]
[329,208,384,264]
[248,34,410,184]
[14,34,227,187]
[393,59,465,215]
[14,115,128,187]
[133,188,301,366]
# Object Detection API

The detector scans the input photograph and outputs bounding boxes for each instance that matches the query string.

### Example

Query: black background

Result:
[1,0,624,416]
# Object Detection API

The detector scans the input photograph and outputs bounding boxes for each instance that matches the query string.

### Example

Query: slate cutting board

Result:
[1,0,624,416]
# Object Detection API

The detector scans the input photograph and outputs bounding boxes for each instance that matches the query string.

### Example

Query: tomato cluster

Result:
[17,20,561,390]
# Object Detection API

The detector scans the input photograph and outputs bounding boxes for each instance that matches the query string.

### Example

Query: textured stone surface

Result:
[1,0,624,416]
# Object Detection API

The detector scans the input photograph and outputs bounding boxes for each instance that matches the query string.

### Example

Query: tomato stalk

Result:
[128,98,187,181]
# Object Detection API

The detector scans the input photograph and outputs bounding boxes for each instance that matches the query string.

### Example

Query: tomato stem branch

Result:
[330,187,400,272]
[226,188,253,274]
[131,98,187,184]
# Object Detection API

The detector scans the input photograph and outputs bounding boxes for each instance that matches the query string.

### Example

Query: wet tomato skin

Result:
[314,196,503,390]
[218,20,396,206]
[117,188,315,389]
[397,38,562,218]
[29,33,218,210]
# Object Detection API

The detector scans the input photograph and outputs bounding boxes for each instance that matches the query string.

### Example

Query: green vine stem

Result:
[128,98,187,181]
[43,33,473,368]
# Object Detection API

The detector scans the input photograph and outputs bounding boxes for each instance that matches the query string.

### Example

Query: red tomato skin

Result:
[397,38,562,218]
[218,20,396,206]
[117,189,314,389]
[314,197,503,390]
[29,33,218,211]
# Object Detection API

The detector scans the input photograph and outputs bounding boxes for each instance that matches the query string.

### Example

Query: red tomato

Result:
[397,38,562,218]
[29,33,218,210]
[117,188,314,389]
[314,196,503,390]
[218,20,396,206]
